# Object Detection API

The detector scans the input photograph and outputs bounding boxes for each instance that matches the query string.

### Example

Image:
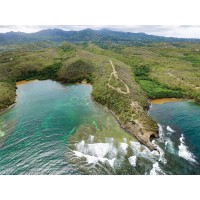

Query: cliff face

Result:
[123,122,158,151]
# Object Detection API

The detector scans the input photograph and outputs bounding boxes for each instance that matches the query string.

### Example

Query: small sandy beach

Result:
[16,80,38,86]
[150,98,184,104]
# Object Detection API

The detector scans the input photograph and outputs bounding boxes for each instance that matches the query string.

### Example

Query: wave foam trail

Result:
[130,141,144,157]
[128,156,137,167]
[167,126,175,133]
[73,150,116,167]
[73,140,117,167]
[76,140,85,152]
[158,124,164,141]
[178,134,197,163]
[152,140,167,164]
[157,146,167,164]
[130,141,159,162]
[150,162,165,175]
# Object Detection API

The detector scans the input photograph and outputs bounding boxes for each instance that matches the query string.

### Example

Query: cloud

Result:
[0,25,200,38]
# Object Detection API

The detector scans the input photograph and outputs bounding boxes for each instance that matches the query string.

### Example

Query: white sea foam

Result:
[180,134,184,143]
[74,141,117,167]
[156,145,167,164]
[128,156,137,167]
[130,141,158,162]
[87,143,117,157]
[165,137,175,153]
[158,124,164,141]
[75,140,85,152]
[130,139,167,165]
[178,134,197,163]
[167,126,175,133]
[119,143,128,154]
[74,150,84,157]
[151,140,167,163]
[150,162,165,175]
[107,158,116,167]
[73,150,116,167]
[130,141,141,153]
[158,124,163,133]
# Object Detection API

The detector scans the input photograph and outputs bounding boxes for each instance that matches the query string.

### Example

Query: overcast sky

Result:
[0,25,200,38]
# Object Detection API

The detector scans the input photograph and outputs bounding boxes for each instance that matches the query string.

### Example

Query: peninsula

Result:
[1,28,200,150]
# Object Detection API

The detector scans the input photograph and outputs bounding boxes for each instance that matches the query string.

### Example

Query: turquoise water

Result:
[148,101,200,174]
[0,80,134,174]
[0,80,200,174]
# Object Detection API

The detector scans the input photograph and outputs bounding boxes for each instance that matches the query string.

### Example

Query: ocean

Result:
[0,80,199,174]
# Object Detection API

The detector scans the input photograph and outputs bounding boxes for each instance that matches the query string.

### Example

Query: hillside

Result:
[1,31,200,150]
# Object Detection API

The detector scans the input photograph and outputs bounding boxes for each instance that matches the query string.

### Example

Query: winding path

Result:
[167,72,200,90]
[107,60,130,94]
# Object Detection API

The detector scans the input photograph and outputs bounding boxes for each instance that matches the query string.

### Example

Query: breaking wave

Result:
[150,162,165,175]
[178,134,197,163]
[67,123,198,174]
[167,126,175,133]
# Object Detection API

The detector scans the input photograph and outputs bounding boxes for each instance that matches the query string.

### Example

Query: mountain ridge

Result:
[1,28,200,45]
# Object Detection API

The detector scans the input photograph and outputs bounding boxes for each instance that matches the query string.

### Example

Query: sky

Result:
[0,25,200,39]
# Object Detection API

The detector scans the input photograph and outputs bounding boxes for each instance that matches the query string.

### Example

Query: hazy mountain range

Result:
[1,28,200,46]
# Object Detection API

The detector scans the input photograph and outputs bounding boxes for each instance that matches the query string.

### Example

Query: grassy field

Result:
[1,41,200,149]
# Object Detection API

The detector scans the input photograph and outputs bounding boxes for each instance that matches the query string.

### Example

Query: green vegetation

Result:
[57,59,94,83]
[17,61,63,80]
[59,42,76,53]
[1,37,200,149]
[0,82,16,111]
[138,80,184,99]
[134,65,184,99]
[84,43,200,103]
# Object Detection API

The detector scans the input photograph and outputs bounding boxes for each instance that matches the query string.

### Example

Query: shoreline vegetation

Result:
[1,40,200,150]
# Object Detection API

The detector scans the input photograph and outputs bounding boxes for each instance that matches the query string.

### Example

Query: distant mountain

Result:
[1,28,200,46]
